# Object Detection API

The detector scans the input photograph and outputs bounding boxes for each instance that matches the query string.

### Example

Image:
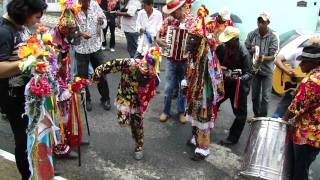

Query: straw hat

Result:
[162,0,186,14]
[218,26,240,43]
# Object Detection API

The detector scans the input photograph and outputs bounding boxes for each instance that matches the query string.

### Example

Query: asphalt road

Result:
[0,39,319,180]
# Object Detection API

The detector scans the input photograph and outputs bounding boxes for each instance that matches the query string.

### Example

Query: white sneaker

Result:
[110,48,115,52]
[101,46,106,50]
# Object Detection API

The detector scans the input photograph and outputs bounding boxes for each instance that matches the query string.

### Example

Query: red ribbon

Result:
[234,78,240,110]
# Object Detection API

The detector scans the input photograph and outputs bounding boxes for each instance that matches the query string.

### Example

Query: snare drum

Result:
[240,117,293,180]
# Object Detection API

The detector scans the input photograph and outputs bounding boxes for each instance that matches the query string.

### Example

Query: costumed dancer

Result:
[0,0,47,179]
[183,6,224,160]
[17,25,62,179]
[92,47,161,160]
[53,0,88,159]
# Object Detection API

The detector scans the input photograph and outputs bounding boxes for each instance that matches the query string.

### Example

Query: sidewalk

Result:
[0,149,67,180]
[42,14,126,40]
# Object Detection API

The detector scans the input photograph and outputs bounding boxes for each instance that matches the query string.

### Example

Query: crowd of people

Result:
[0,0,319,179]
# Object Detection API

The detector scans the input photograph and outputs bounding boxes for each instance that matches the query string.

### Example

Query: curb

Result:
[0,149,67,180]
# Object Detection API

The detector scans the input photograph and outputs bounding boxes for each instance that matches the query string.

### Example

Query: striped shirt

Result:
[245,28,279,76]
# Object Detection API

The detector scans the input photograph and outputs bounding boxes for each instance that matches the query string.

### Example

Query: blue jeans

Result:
[124,32,139,58]
[162,60,187,115]
[274,92,294,118]
[252,74,272,117]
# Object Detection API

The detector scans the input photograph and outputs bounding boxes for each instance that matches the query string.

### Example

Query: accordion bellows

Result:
[163,26,188,61]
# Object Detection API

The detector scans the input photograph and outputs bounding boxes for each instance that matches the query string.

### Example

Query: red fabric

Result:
[234,78,240,110]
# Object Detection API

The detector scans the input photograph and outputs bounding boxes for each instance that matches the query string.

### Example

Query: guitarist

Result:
[273,43,303,117]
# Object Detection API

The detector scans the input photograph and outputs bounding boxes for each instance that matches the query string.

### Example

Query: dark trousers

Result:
[124,32,139,58]
[75,50,110,102]
[293,144,319,180]
[218,80,248,143]
[102,22,116,48]
[3,96,30,180]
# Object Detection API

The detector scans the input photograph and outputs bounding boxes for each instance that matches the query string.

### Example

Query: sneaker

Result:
[134,151,143,160]
[101,46,106,50]
[101,100,111,110]
[110,48,115,52]
[179,113,186,124]
[86,101,92,112]
[159,113,169,122]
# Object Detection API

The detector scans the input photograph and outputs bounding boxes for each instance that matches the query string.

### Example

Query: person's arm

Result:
[274,54,296,77]
[0,61,20,78]
[96,1,108,28]
[155,17,168,47]
[283,80,320,121]
[136,11,144,33]
[244,32,254,55]
[116,0,139,17]
[92,58,130,81]
[262,34,279,61]
[240,46,253,81]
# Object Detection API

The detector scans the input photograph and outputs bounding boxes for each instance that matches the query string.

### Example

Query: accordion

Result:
[163,26,188,61]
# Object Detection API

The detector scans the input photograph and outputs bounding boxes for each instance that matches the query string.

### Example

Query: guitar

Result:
[272,64,305,95]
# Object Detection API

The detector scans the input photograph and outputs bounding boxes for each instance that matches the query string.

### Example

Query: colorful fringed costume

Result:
[93,48,161,152]
[184,6,224,159]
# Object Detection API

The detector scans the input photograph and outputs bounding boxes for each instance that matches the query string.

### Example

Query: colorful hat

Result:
[162,0,186,14]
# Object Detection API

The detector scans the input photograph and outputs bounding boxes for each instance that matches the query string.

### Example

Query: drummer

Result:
[283,38,320,180]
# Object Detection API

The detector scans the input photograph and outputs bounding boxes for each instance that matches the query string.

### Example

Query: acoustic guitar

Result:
[272,64,305,95]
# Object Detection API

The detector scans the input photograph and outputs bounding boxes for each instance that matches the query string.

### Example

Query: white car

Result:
[278,30,320,58]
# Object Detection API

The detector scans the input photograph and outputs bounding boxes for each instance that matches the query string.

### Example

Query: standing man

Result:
[75,0,111,111]
[215,26,252,146]
[135,0,163,58]
[98,0,120,52]
[245,12,279,117]
[156,0,189,124]
[0,0,47,179]
[273,41,304,117]
[283,41,320,180]
[116,0,141,58]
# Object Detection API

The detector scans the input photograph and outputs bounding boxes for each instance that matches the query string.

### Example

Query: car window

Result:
[298,39,310,48]
[279,30,299,49]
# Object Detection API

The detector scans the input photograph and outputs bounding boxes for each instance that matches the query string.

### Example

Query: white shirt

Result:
[74,0,107,54]
[136,8,163,55]
[120,0,141,33]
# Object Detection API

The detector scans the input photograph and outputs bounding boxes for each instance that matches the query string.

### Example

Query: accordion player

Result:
[162,26,188,61]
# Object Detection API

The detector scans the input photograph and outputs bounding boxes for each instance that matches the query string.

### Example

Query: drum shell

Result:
[240,117,293,180]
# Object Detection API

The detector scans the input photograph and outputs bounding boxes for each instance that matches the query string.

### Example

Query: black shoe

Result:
[219,139,237,146]
[190,153,205,161]
[101,100,111,110]
[186,139,196,148]
[86,101,92,112]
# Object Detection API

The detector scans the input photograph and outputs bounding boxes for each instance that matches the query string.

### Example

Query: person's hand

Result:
[81,32,91,39]
[156,38,167,47]
[97,17,104,25]
[140,28,145,34]
[286,70,296,77]
[18,56,37,73]
[251,46,256,54]
[256,55,265,62]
